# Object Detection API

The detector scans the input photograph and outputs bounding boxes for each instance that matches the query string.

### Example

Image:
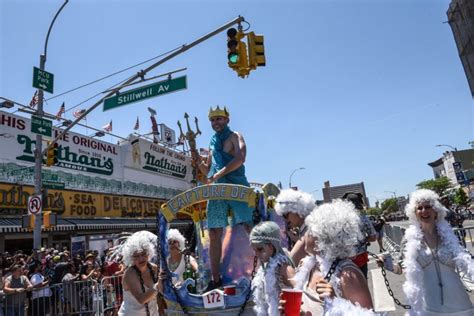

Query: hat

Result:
[342,192,364,210]
[53,256,61,262]
[53,250,59,255]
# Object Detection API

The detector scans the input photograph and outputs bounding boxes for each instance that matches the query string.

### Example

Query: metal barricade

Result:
[1,278,100,316]
[453,225,474,252]
[97,275,123,316]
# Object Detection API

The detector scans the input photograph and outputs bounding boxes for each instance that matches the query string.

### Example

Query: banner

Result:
[161,184,256,222]
[0,183,165,218]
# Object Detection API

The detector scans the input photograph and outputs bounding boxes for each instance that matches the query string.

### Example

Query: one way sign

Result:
[33,67,54,94]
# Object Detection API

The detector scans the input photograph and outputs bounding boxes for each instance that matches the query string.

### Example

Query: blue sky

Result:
[1,0,472,204]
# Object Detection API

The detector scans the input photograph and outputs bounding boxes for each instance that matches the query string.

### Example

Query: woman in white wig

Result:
[275,189,316,265]
[250,221,295,316]
[118,231,159,316]
[305,200,375,315]
[166,228,197,285]
[377,189,473,315]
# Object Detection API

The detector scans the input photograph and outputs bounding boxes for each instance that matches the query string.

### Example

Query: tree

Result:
[453,187,469,210]
[381,198,399,214]
[416,177,452,196]
[367,207,382,216]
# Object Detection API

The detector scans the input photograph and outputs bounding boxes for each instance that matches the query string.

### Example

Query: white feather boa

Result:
[252,253,289,316]
[402,221,474,315]
[292,255,318,290]
[324,297,379,316]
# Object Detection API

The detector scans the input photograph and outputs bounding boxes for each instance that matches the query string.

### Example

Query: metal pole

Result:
[33,0,69,250]
[289,167,305,188]
[44,15,245,152]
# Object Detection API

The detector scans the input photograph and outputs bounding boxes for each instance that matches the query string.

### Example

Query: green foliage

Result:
[453,187,469,208]
[367,207,382,215]
[381,197,399,214]
[416,177,452,196]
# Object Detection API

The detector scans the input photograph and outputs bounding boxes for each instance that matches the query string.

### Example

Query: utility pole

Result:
[33,0,69,250]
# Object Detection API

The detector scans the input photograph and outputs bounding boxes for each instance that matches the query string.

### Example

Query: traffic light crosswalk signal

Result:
[46,141,59,167]
[247,32,266,69]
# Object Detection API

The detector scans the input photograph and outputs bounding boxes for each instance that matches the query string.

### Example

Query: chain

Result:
[238,256,258,316]
[323,259,340,282]
[367,252,411,310]
[132,263,156,316]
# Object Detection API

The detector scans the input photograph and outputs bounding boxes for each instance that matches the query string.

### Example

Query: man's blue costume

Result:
[206,125,253,228]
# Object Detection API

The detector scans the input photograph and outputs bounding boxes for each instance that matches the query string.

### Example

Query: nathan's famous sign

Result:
[0,111,192,196]
[0,111,118,177]
[125,135,191,180]
[0,183,164,218]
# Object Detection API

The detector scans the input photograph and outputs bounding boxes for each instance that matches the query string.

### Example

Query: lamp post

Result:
[289,167,305,189]
[436,144,457,151]
[33,0,69,250]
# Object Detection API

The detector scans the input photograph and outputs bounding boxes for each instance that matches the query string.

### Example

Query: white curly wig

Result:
[405,189,447,224]
[305,200,363,261]
[121,231,157,267]
[275,189,315,218]
[167,228,186,251]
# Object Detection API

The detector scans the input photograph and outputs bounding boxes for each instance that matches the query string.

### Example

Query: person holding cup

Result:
[250,221,295,316]
[303,200,375,315]
[275,189,316,266]
[377,189,473,315]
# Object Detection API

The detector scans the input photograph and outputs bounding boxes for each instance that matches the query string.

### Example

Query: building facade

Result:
[447,0,474,96]
[322,180,370,208]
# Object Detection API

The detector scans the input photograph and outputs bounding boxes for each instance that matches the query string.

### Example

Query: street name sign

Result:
[42,180,65,190]
[33,67,54,93]
[103,76,187,111]
[31,115,53,137]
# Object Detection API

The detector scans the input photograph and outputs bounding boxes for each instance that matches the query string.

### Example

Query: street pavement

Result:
[366,223,474,315]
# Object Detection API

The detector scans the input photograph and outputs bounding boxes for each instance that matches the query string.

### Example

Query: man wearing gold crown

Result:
[194,106,254,290]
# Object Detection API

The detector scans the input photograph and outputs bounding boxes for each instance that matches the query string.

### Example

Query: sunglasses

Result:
[132,252,148,259]
[416,204,433,211]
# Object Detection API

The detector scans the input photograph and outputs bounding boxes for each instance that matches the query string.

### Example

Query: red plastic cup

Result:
[224,285,236,295]
[281,289,303,316]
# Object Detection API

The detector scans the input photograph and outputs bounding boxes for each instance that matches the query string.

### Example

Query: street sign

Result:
[103,76,187,111]
[31,115,53,137]
[33,67,54,94]
[28,195,42,215]
[42,180,65,190]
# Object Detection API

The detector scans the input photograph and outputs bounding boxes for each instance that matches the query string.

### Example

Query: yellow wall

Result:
[0,183,165,218]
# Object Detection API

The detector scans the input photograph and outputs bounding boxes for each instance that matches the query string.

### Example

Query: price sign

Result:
[202,289,224,309]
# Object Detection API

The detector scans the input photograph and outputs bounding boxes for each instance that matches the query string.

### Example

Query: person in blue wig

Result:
[193,105,254,290]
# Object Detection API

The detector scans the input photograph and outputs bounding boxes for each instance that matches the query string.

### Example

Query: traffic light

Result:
[43,211,51,229]
[227,28,249,78]
[247,32,266,69]
[46,141,59,166]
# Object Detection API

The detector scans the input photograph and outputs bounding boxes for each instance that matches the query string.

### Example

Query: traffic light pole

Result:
[44,15,245,151]
[33,0,69,250]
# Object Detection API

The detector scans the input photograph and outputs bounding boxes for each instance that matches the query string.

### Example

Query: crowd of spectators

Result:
[0,247,124,316]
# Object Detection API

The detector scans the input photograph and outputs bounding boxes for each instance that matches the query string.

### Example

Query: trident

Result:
[177,113,201,184]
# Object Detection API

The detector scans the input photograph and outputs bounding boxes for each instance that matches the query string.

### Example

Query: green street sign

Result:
[33,67,54,94]
[31,115,53,137]
[103,76,187,111]
[42,180,65,190]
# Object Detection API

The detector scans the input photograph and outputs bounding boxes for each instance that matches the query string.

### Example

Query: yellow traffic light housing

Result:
[247,32,266,69]
[43,211,51,229]
[227,28,249,78]
[45,141,59,167]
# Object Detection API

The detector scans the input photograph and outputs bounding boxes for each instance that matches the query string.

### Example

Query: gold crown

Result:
[208,106,230,119]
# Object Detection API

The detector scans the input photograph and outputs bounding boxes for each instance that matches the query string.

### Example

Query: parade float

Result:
[154,113,284,315]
